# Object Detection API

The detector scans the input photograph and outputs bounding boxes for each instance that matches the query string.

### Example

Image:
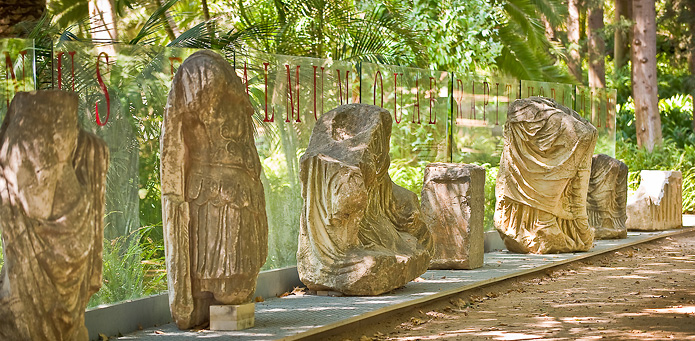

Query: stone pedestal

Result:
[421,163,485,269]
[209,303,255,331]
[626,170,683,231]
[587,154,628,239]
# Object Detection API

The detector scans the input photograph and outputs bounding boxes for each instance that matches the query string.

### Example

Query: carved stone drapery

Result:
[298,104,433,295]
[421,163,485,269]
[626,170,682,231]
[0,90,109,341]
[161,50,268,329]
[494,97,597,254]
[587,154,628,239]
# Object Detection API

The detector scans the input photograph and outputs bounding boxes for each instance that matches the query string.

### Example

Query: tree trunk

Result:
[0,0,45,38]
[89,0,118,42]
[154,0,180,41]
[588,0,605,88]
[631,0,662,151]
[614,0,630,70]
[568,0,582,83]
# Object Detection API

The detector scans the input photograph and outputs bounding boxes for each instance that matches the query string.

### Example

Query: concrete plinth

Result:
[209,303,255,331]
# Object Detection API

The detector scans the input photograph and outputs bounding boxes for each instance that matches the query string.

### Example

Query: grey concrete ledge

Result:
[105,215,694,341]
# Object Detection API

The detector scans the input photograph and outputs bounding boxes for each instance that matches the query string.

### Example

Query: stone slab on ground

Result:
[114,215,695,341]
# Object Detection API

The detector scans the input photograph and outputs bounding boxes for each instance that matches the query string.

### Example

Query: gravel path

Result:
[330,231,695,341]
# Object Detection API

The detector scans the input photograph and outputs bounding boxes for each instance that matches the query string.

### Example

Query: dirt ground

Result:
[328,230,695,341]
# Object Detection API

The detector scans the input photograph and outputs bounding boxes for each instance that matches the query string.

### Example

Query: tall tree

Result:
[614,0,630,70]
[567,0,582,83]
[587,0,605,88]
[0,0,46,37]
[631,0,662,151]
[89,0,118,41]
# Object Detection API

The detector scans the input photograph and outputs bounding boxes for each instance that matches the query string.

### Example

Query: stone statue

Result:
[0,90,109,341]
[421,163,485,269]
[494,97,597,254]
[587,154,628,239]
[298,104,433,295]
[626,170,683,231]
[161,50,268,329]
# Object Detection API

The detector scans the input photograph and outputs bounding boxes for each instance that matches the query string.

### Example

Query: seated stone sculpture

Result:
[421,163,485,269]
[626,170,682,231]
[0,91,109,341]
[494,97,597,254]
[161,50,268,329]
[587,154,628,239]
[298,103,433,295]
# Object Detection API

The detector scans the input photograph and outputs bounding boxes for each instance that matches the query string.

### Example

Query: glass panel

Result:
[520,80,574,108]
[361,62,449,195]
[0,38,36,271]
[576,85,617,157]
[239,51,359,270]
[52,41,200,306]
[0,38,35,120]
[452,74,517,231]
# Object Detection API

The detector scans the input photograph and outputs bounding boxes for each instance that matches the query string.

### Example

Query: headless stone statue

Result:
[0,91,109,341]
[298,103,433,296]
[587,154,628,239]
[494,97,597,254]
[161,50,268,329]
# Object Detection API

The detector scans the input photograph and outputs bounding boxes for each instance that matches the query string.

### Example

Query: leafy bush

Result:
[88,225,166,308]
[617,95,694,148]
[389,159,427,197]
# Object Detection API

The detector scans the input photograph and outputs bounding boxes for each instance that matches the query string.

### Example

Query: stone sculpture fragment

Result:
[494,97,597,254]
[161,50,268,329]
[421,163,485,269]
[298,103,433,295]
[626,170,682,231]
[587,154,628,239]
[0,91,109,341]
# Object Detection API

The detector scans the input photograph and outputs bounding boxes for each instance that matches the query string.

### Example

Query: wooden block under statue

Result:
[209,303,255,331]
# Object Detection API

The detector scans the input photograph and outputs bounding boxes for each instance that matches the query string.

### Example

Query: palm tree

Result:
[495,0,574,83]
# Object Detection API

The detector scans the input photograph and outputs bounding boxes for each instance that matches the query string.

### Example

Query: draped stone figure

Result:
[587,154,628,239]
[0,91,109,341]
[298,104,433,296]
[494,97,597,254]
[161,50,268,329]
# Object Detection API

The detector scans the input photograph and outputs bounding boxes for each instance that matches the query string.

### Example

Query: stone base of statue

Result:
[421,163,485,269]
[297,104,433,296]
[494,97,597,254]
[209,303,255,331]
[587,154,628,239]
[626,170,683,231]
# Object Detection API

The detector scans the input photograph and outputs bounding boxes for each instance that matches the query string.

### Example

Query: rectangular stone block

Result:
[420,163,485,269]
[209,303,255,331]
[626,170,683,231]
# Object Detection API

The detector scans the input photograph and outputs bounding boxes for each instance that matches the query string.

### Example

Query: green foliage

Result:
[88,225,166,308]
[377,0,502,72]
[260,152,301,270]
[389,159,426,197]
[617,94,695,148]
[494,0,573,82]
[471,163,499,232]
